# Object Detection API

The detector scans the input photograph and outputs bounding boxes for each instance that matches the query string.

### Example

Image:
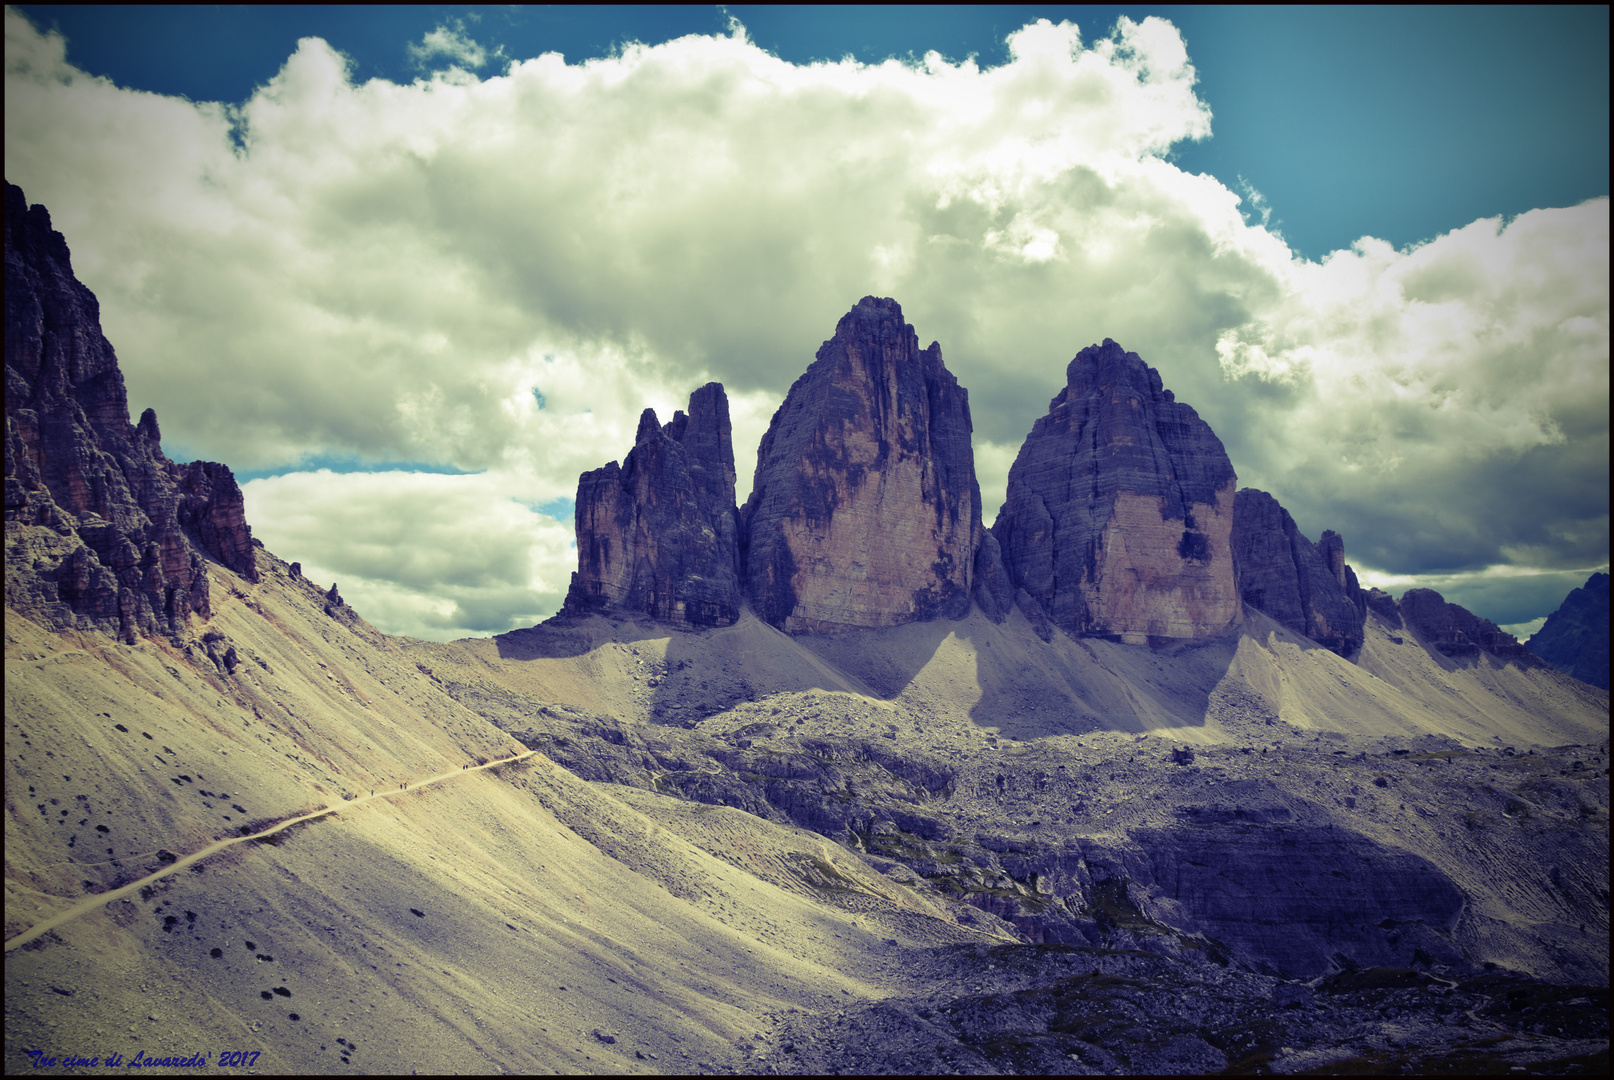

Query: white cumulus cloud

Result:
[408,18,492,71]
[5,8,1605,639]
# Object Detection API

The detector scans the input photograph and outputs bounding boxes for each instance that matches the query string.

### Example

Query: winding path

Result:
[4,750,543,954]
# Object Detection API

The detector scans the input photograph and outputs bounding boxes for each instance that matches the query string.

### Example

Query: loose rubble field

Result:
[7,556,1609,1074]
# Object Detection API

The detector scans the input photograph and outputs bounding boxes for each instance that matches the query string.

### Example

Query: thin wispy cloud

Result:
[407,17,493,71]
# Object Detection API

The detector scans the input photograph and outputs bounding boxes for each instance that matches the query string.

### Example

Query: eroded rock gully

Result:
[5,180,257,644]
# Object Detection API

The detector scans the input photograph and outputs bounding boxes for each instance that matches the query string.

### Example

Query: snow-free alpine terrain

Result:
[6,179,1609,1074]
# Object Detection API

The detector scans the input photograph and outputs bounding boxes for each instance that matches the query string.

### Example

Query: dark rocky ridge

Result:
[5,180,258,644]
[992,339,1240,642]
[1231,487,1367,655]
[741,296,984,633]
[563,383,742,629]
[569,297,987,634]
[1528,572,1611,690]
[1399,587,1529,659]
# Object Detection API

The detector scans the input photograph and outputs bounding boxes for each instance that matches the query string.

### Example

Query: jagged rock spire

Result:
[5,180,258,644]
[740,297,984,633]
[563,383,742,628]
[991,339,1240,642]
[1231,488,1366,655]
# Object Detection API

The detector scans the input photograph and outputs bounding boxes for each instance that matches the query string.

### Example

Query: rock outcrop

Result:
[740,297,983,633]
[1526,572,1610,689]
[1231,488,1367,655]
[992,339,1239,642]
[1398,588,1528,658]
[5,180,258,643]
[563,383,742,628]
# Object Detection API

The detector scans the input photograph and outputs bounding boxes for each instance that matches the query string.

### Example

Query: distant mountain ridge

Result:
[1528,572,1611,689]
[562,296,1534,673]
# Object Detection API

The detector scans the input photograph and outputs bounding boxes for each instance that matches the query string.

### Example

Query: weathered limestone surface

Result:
[1526,572,1610,689]
[563,383,742,628]
[740,297,984,633]
[1231,488,1366,655]
[1399,588,1528,659]
[5,180,258,644]
[1113,824,1467,977]
[992,339,1239,642]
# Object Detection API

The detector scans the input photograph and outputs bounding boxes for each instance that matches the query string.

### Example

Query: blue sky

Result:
[17,5,1608,260]
[6,5,1608,640]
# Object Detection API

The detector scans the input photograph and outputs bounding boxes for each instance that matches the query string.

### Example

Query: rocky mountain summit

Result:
[1529,572,1611,690]
[1231,487,1367,655]
[563,383,742,629]
[1400,588,1529,659]
[4,181,257,645]
[742,297,985,632]
[569,297,988,634]
[993,339,1240,643]
[570,324,1257,646]
[565,307,1549,682]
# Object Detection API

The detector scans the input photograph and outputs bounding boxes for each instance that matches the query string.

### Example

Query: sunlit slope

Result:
[424,603,1606,751]
[6,548,519,919]
[8,744,984,1073]
[6,550,1004,1072]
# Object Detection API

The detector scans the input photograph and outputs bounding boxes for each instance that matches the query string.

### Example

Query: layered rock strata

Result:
[992,339,1239,642]
[1231,488,1367,655]
[740,297,984,633]
[563,383,742,628]
[1399,588,1528,658]
[5,180,258,643]
[1526,572,1610,689]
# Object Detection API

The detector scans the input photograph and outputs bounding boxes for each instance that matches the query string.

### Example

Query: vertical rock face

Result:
[1231,488,1367,655]
[992,339,1239,642]
[1399,588,1527,659]
[5,180,258,644]
[739,297,983,633]
[1526,573,1610,689]
[563,383,742,628]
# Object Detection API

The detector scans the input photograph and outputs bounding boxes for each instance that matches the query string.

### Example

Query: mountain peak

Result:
[994,339,1239,642]
[5,179,258,644]
[740,296,983,632]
